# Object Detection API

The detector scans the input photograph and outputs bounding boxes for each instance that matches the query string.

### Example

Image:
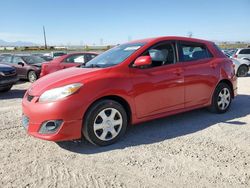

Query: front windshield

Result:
[83,42,146,68]
[22,56,45,64]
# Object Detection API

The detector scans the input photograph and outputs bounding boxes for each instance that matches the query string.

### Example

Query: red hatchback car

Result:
[40,52,98,77]
[22,36,237,146]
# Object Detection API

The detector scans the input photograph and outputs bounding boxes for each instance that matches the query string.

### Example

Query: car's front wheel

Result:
[209,83,232,113]
[28,70,38,82]
[83,100,128,146]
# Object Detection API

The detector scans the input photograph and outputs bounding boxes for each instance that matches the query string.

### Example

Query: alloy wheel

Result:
[93,108,123,141]
[217,88,231,110]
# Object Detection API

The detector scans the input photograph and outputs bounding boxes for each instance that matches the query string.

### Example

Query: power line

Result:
[43,26,47,49]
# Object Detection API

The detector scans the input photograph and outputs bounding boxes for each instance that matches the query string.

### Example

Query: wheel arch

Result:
[242,57,250,61]
[216,79,234,99]
[238,64,249,70]
[27,69,36,77]
[83,95,133,125]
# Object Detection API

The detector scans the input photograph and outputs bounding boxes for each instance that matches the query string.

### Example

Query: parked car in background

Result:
[40,52,98,77]
[233,48,250,61]
[0,64,19,92]
[33,53,53,61]
[223,51,250,77]
[43,52,67,59]
[22,36,237,146]
[232,58,250,77]
[0,55,46,82]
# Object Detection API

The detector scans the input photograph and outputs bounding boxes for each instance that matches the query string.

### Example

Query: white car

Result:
[223,51,249,77]
[232,58,250,77]
[233,48,250,61]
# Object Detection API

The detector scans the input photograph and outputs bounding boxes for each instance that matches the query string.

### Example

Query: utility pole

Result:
[43,26,47,49]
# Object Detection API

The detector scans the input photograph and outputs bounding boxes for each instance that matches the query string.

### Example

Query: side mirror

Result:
[18,62,24,66]
[133,56,152,68]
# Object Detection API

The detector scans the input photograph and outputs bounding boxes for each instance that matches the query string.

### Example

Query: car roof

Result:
[126,36,213,45]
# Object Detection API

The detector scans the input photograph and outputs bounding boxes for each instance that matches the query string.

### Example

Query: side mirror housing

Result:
[18,62,24,66]
[133,56,152,68]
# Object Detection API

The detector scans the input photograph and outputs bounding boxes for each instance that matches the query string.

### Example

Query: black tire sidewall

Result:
[83,100,128,146]
[211,83,232,113]
[237,65,249,77]
[28,71,37,82]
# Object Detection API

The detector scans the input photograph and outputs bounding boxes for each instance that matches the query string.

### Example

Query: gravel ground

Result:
[0,77,250,188]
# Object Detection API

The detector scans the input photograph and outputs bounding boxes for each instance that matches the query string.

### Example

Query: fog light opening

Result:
[39,120,63,134]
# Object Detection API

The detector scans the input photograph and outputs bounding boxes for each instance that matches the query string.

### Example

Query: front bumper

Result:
[22,93,85,141]
[0,76,19,87]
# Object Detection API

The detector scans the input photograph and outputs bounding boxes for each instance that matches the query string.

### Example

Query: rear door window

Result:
[178,42,212,62]
[239,49,250,54]
[64,54,85,64]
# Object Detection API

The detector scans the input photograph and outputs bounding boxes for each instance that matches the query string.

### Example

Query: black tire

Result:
[237,65,249,77]
[28,70,38,82]
[209,83,232,114]
[0,85,12,92]
[83,99,128,146]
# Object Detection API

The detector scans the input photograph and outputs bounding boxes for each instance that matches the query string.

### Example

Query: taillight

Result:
[40,64,48,77]
[234,54,237,58]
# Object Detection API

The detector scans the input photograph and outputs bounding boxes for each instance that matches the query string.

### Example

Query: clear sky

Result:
[0,0,249,45]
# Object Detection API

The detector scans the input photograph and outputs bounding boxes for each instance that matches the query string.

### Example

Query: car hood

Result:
[0,63,15,71]
[28,67,108,96]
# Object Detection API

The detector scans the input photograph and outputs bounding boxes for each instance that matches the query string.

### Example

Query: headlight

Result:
[39,83,83,102]
[0,72,4,76]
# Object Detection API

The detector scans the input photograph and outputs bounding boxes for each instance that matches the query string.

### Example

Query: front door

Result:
[130,42,185,118]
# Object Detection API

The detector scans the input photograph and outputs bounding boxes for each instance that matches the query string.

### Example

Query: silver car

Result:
[232,58,250,77]
[233,48,250,61]
[223,52,249,77]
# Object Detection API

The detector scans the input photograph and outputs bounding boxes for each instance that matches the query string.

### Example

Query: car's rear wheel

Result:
[28,71,38,82]
[237,65,249,77]
[83,100,128,146]
[0,85,12,92]
[209,83,232,113]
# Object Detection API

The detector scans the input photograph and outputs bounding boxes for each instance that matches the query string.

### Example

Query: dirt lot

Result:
[0,77,250,188]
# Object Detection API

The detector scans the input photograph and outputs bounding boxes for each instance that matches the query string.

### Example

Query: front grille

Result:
[27,94,34,102]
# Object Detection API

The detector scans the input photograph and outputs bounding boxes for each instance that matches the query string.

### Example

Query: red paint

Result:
[22,36,237,141]
[40,52,98,77]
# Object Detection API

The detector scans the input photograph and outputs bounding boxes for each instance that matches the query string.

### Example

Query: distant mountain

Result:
[0,39,37,46]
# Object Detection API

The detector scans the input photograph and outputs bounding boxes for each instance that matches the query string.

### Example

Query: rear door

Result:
[177,41,217,108]
[60,54,86,69]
